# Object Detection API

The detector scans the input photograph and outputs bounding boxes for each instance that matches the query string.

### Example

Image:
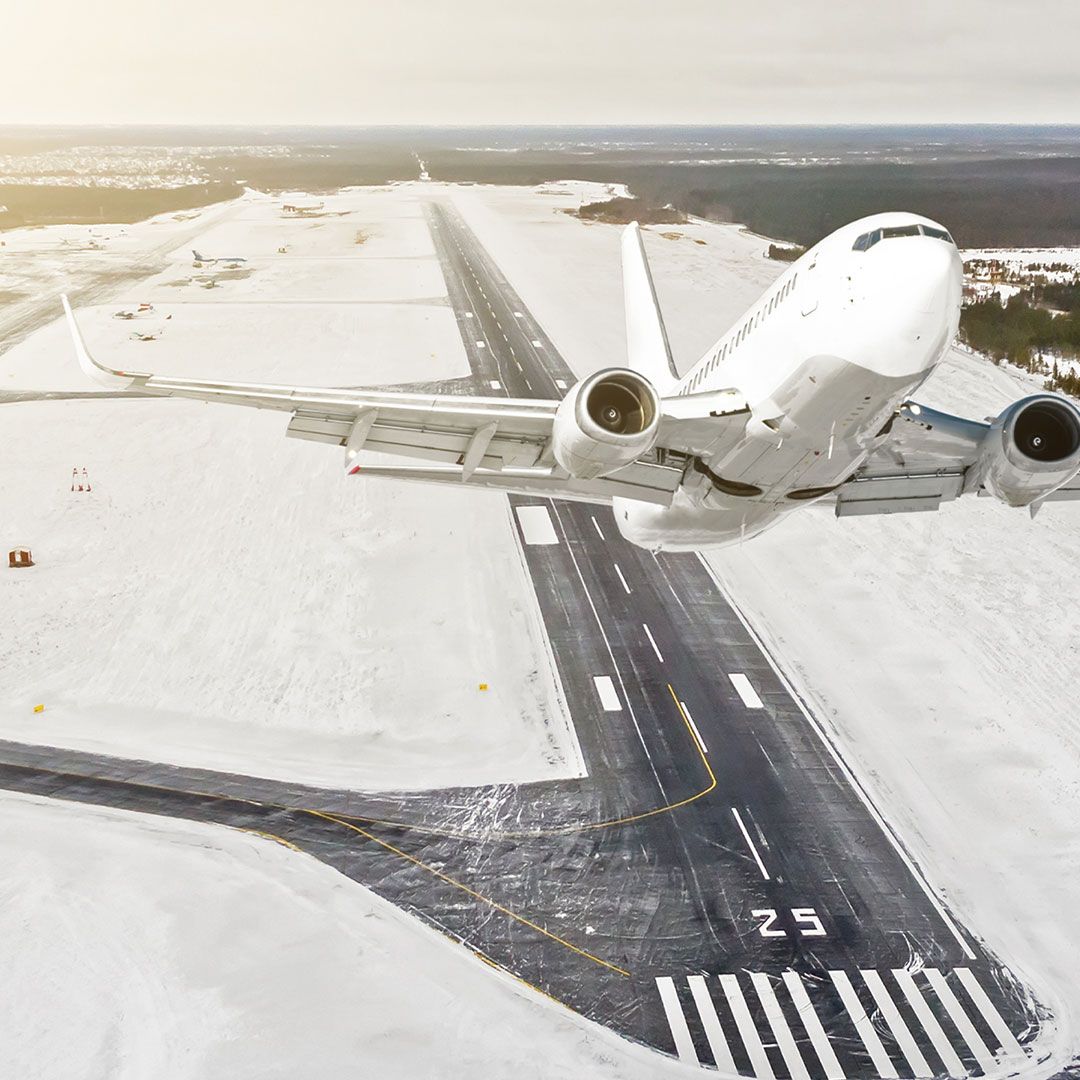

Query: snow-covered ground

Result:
[5,179,1080,1074]
[0,187,582,790]
[0,790,683,1080]
[446,183,1080,1069]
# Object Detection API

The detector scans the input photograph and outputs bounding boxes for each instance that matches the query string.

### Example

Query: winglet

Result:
[621,223,678,394]
[61,295,144,389]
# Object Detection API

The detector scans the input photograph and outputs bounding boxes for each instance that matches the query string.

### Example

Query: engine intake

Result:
[980,394,1080,506]
[1012,399,1080,462]
[553,368,660,480]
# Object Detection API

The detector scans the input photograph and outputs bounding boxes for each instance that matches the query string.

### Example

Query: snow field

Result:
[0,791,685,1080]
[1,185,581,790]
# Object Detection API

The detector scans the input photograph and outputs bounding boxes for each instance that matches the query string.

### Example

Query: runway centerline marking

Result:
[548,503,667,797]
[590,515,605,539]
[613,563,631,594]
[643,623,664,662]
[732,806,770,879]
[697,555,978,960]
[680,702,707,754]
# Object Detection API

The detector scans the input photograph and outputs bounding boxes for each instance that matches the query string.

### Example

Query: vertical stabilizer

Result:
[621,222,679,394]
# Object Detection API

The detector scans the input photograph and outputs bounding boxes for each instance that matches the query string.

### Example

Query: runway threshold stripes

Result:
[655,968,1028,1079]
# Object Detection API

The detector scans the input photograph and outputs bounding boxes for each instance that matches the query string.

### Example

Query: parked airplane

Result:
[64,211,1080,551]
[191,250,246,265]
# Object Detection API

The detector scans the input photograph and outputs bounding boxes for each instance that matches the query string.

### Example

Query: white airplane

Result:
[191,249,246,265]
[62,210,1080,551]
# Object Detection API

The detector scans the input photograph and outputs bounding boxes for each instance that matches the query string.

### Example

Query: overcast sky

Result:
[4,0,1079,126]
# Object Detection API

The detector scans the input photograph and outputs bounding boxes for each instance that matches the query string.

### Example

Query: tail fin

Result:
[621,223,678,394]
[192,249,203,261]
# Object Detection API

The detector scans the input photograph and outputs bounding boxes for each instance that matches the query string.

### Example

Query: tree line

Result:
[959,282,1080,394]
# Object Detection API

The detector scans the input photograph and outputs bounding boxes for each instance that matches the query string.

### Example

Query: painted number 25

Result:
[752,907,827,938]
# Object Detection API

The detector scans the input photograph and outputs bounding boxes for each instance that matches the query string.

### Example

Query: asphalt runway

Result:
[0,198,1046,1078]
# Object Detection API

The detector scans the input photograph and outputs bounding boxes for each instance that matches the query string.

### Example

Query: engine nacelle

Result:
[552,368,661,480]
[979,394,1080,506]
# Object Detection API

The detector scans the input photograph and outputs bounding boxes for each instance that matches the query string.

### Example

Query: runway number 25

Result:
[752,907,827,938]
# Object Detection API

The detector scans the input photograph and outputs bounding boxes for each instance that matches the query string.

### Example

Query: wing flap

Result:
[835,470,967,517]
[285,408,552,469]
[834,400,986,517]
[353,459,682,506]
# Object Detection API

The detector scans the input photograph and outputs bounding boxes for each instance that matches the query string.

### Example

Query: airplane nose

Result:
[877,237,961,315]
[850,237,963,377]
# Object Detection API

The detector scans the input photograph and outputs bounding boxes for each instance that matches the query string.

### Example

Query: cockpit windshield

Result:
[852,224,954,251]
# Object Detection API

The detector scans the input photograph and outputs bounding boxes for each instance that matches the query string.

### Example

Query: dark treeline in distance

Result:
[2,126,1080,248]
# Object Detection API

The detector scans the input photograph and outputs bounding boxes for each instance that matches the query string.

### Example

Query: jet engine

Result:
[552,368,661,480]
[979,394,1080,506]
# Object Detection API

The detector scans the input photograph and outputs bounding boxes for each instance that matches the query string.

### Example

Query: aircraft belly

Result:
[704,355,919,497]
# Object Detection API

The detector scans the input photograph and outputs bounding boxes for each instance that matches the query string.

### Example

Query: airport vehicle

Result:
[64,212,1080,551]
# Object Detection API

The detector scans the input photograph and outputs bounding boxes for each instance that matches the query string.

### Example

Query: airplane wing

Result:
[835,400,1080,516]
[61,296,749,507]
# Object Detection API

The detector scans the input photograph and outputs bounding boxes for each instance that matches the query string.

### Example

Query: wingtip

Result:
[60,294,138,389]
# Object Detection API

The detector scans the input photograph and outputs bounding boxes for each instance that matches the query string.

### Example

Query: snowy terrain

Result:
[0,188,582,790]
[5,180,1080,1074]
[447,183,1080,1070]
[0,790,685,1080]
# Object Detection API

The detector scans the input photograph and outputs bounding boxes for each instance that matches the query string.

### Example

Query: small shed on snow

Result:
[8,548,33,568]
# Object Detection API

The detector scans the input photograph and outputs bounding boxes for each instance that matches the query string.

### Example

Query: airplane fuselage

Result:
[615,212,965,550]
